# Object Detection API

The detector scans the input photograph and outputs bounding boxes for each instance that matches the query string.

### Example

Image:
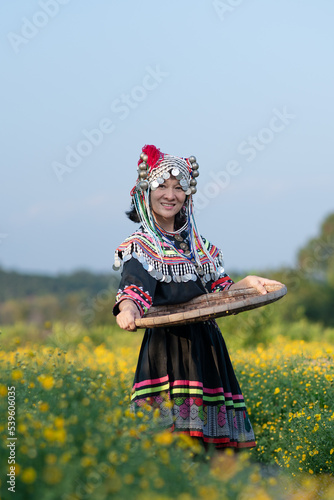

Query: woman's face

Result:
[150,176,186,228]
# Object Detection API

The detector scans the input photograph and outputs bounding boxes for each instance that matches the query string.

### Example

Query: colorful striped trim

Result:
[131,377,246,406]
[116,231,222,268]
[211,275,234,292]
[115,284,152,317]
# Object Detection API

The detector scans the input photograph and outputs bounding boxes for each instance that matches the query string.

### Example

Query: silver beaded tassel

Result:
[113,238,226,284]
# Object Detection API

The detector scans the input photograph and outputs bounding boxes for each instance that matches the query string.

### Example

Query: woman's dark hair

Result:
[126,202,187,230]
[126,204,141,223]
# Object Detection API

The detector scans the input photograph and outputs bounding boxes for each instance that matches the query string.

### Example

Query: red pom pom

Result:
[140,144,163,169]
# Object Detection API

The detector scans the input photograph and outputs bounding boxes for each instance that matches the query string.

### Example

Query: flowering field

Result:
[1,324,334,500]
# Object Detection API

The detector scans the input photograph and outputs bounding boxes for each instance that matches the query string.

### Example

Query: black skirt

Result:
[131,320,256,449]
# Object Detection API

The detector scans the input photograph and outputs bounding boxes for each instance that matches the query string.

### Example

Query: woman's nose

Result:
[163,188,175,199]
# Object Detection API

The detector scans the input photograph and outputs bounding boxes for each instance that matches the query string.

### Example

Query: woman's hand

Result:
[229,275,283,295]
[116,300,141,331]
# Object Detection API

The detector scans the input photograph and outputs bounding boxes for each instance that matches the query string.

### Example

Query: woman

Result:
[113,145,281,450]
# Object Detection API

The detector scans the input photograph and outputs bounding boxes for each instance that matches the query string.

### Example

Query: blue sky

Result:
[1,0,333,275]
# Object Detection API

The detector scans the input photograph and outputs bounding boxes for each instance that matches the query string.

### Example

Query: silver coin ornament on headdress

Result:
[135,150,199,196]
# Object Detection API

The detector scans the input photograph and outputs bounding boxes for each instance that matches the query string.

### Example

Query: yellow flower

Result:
[59,451,72,464]
[68,415,78,425]
[21,467,37,484]
[43,465,63,485]
[45,454,57,465]
[139,478,149,490]
[12,463,21,475]
[12,369,23,380]
[158,448,170,464]
[37,374,55,390]
[39,402,49,412]
[153,477,165,489]
[43,428,66,444]
[142,439,151,450]
[153,408,161,419]
[80,456,95,467]
[107,451,118,464]
[154,431,174,446]
[274,387,280,395]
[0,384,7,396]
[17,423,27,434]
[54,417,65,428]
[198,486,219,499]
[82,442,99,456]
[124,473,135,484]
[315,414,321,421]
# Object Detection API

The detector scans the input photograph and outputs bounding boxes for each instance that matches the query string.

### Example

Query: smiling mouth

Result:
[161,203,175,208]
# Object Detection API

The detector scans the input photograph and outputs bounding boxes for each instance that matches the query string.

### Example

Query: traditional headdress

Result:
[130,144,199,196]
[125,145,219,277]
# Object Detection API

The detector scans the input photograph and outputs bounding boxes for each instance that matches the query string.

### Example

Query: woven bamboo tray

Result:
[135,283,287,328]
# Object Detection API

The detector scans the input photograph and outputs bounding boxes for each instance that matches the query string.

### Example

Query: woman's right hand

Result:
[116,300,141,331]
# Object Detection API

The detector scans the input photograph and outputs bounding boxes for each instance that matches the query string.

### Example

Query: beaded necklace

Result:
[154,220,195,262]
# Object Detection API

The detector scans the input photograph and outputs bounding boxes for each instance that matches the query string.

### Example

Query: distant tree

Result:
[0,268,119,301]
[297,213,334,285]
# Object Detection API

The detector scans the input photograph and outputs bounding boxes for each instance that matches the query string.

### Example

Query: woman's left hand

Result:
[229,275,283,295]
